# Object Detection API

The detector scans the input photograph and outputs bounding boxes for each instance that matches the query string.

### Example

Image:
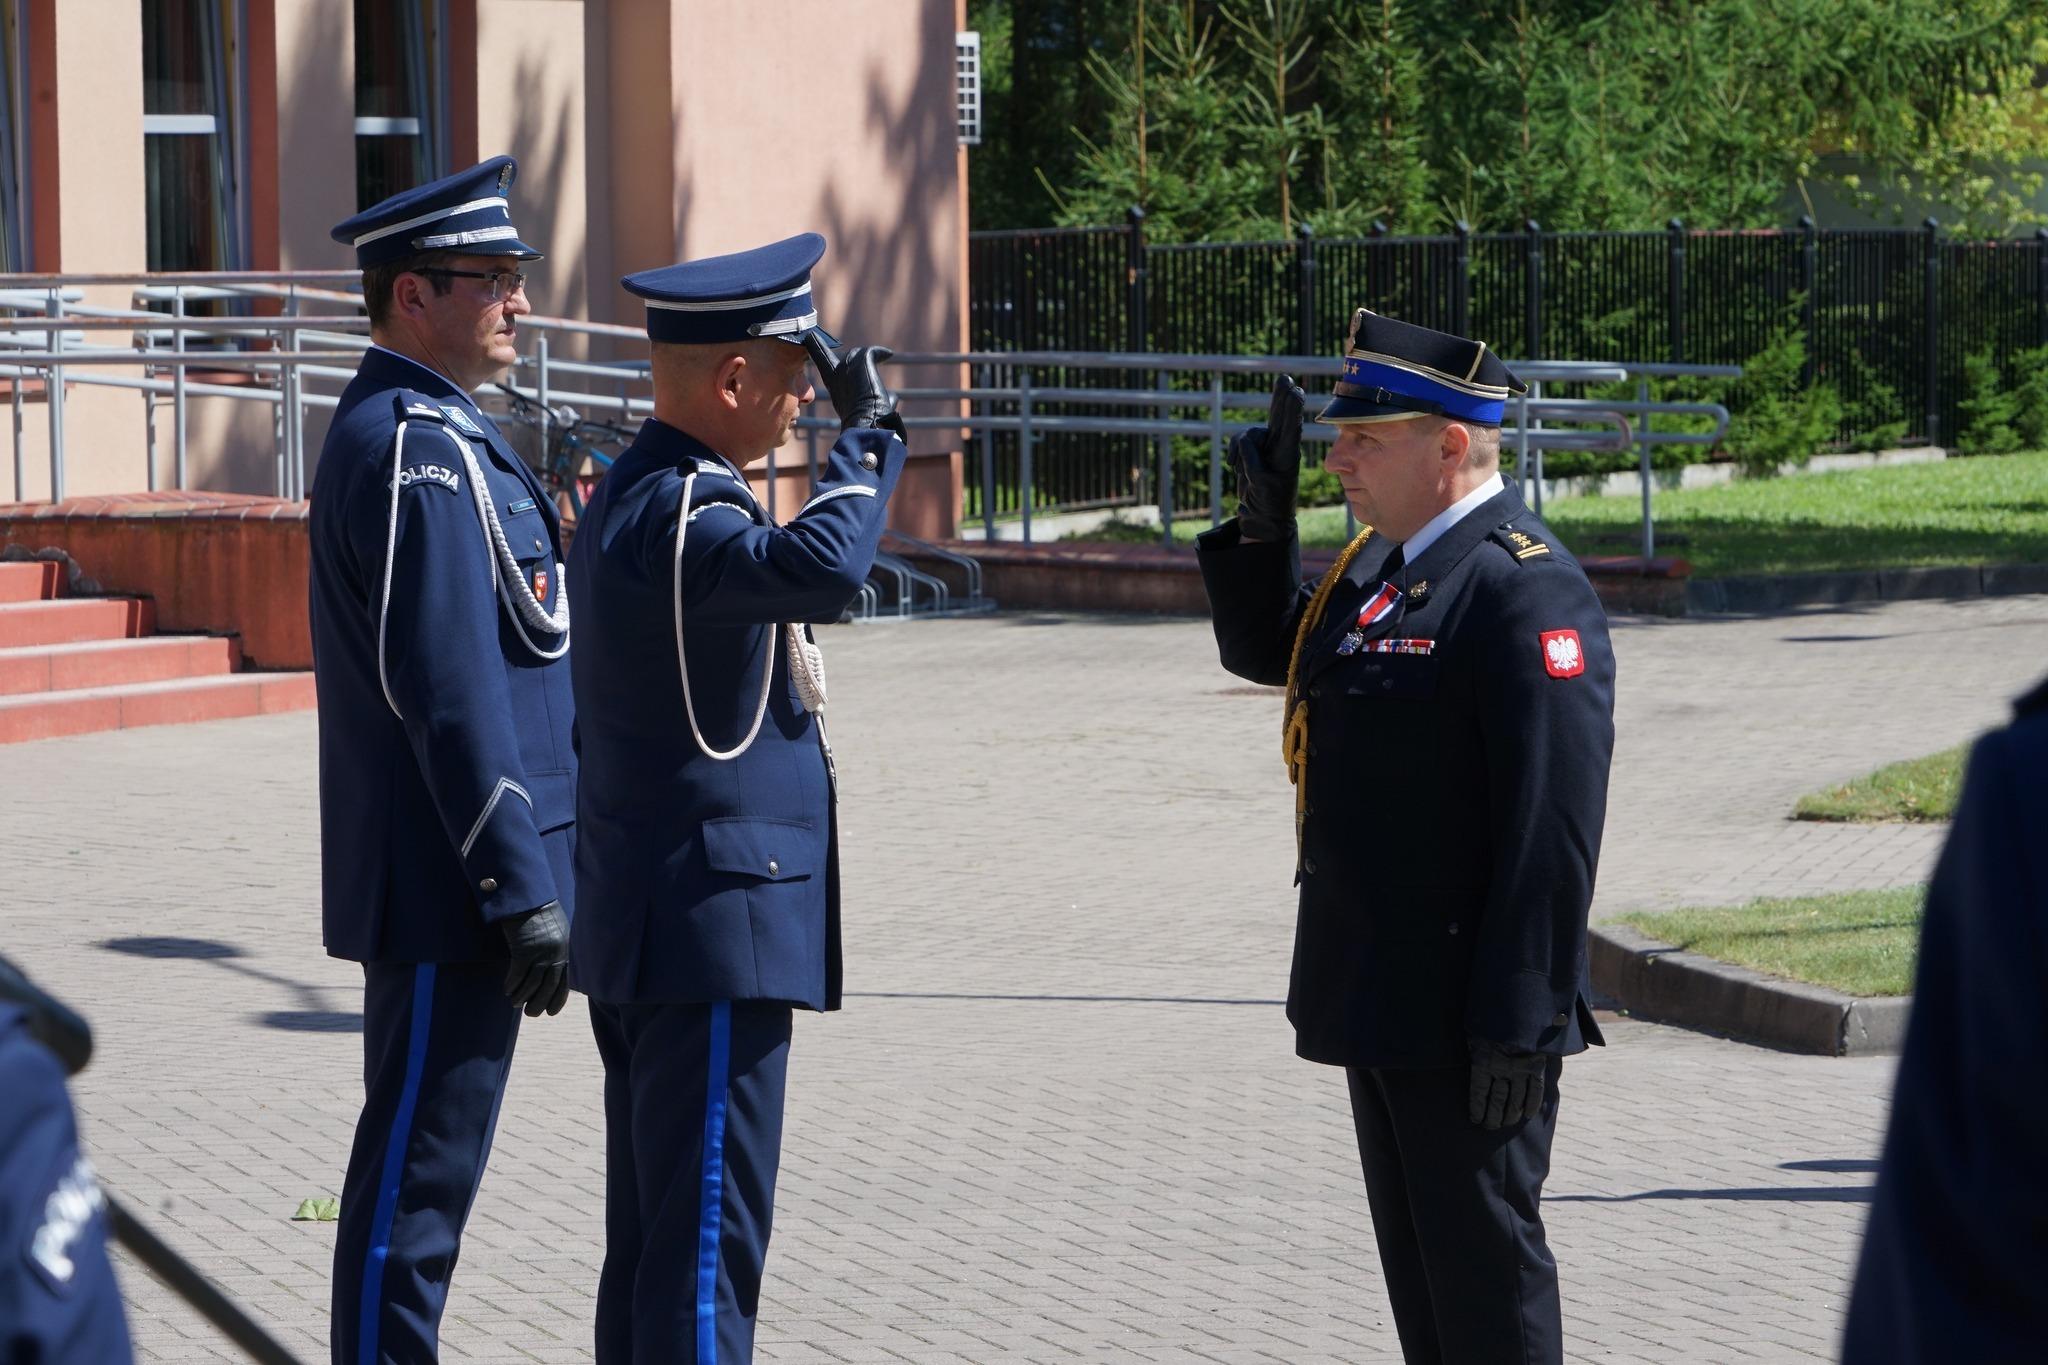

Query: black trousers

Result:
[1345,1060,1564,1365]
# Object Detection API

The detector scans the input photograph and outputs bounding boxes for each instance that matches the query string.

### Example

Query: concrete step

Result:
[0,671,317,745]
[0,597,155,648]
[0,561,64,603]
[0,635,242,696]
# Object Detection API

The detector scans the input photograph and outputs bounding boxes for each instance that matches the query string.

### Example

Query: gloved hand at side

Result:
[1467,1039,1548,1130]
[500,901,570,1018]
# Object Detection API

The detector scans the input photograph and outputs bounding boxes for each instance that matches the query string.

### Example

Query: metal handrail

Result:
[0,273,1733,562]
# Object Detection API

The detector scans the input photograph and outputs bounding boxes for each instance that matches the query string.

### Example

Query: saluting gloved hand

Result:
[500,901,570,1018]
[1230,373,1306,542]
[1467,1039,1549,1130]
[802,333,905,440]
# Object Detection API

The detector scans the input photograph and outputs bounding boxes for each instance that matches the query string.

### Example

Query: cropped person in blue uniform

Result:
[567,233,904,1363]
[309,156,576,1365]
[1198,309,1615,1364]
[1842,676,2048,1363]
[0,961,134,1365]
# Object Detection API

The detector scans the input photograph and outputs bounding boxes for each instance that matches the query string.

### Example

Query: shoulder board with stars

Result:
[1490,523,1552,562]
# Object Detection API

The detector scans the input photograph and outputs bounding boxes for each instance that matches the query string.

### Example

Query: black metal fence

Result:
[970,212,2048,455]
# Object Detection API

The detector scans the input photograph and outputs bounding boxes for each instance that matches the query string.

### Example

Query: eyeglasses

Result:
[417,267,528,302]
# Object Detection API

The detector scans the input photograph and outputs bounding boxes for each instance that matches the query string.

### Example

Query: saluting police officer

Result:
[1199,309,1615,1364]
[566,234,903,1364]
[310,156,576,1365]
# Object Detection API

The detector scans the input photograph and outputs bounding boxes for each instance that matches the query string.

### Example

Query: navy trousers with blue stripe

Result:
[331,961,522,1365]
[590,1000,792,1365]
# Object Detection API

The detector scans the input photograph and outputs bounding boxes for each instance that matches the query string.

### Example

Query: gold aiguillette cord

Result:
[1280,527,1374,859]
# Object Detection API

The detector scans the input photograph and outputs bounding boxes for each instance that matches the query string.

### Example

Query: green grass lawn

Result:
[1794,746,1966,823]
[1088,451,2048,578]
[1618,886,1924,997]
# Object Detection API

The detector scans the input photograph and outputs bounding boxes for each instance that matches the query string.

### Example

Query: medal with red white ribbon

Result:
[1336,581,1404,655]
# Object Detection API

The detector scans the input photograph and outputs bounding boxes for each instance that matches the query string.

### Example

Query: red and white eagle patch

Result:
[1540,629,1584,679]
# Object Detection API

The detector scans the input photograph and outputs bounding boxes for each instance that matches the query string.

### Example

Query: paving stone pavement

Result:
[5,594,2045,1363]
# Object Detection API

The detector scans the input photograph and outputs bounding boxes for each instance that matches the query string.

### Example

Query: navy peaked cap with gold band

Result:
[331,155,544,269]
[1319,308,1525,426]
[621,233,839,349]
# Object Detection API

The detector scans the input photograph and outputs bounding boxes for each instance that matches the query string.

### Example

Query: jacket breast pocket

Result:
[501,503,551,564]
[701,816,819,882]
[1342,654,1441,700]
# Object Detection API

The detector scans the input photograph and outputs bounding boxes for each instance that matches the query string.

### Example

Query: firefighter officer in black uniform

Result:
[1198,308,1617,1364]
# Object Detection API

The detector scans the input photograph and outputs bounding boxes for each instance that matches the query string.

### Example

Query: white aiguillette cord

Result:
[672,469,831,763]
[377,419,570,718]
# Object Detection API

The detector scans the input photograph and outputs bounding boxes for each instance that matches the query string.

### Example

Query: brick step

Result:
[0,671,317,745]
[0,561,65,603]
[0,597,155,648]
[0,635,242,696]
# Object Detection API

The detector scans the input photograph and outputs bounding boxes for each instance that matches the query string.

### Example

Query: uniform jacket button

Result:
[533,537,545,552]
[1303,857,1317,875]
[479,877,498,893]
[860,452,879,470]
[767,859,780,876]
[1382,679,1394,690]
[1446,921,1459,935]
[1552,1012,1570,1027]
[1308,685,1321,699]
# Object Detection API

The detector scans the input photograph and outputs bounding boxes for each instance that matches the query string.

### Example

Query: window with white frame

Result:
[141,0,247,271]
[355,0,445,211]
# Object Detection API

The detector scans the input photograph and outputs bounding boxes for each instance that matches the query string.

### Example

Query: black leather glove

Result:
[1467,1040,1548,1130]
[1229,373,1306,542]
[500,901,570,1018]
[802,333,904,439]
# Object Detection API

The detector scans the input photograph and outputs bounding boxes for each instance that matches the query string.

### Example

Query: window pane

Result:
[355,0,420,119]
[0,0,24,270]
[145,133,222,270]
[142,0,212,116]
[357,134,427,213]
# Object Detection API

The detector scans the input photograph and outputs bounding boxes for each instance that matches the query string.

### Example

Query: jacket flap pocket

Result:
[1343,654,1441,699]
[701,817,817,881]
[524,768,575,833]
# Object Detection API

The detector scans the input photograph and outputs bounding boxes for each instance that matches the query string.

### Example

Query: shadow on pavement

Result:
[1551,1185,1872,1203]
[845,990,1285,1006]
[100,936,358,1032]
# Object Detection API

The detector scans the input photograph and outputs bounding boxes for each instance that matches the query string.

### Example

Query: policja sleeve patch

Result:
[1540,628,1585,678]
[395,462,460,494]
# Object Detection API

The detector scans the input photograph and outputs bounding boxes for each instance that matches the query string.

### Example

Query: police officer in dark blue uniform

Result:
[310,156,576,1365]
[1842,675,2048,1363]
[567,234,903,1364]
[1199,309,1615,1364]
[0,969,135,1364]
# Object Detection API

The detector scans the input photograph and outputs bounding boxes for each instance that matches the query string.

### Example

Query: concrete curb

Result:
[1588,923,1911,1056]
[1688,562,2048,614]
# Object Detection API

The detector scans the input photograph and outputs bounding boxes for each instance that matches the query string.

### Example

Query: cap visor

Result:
[470,236,545,261]
[781,324,840,350]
